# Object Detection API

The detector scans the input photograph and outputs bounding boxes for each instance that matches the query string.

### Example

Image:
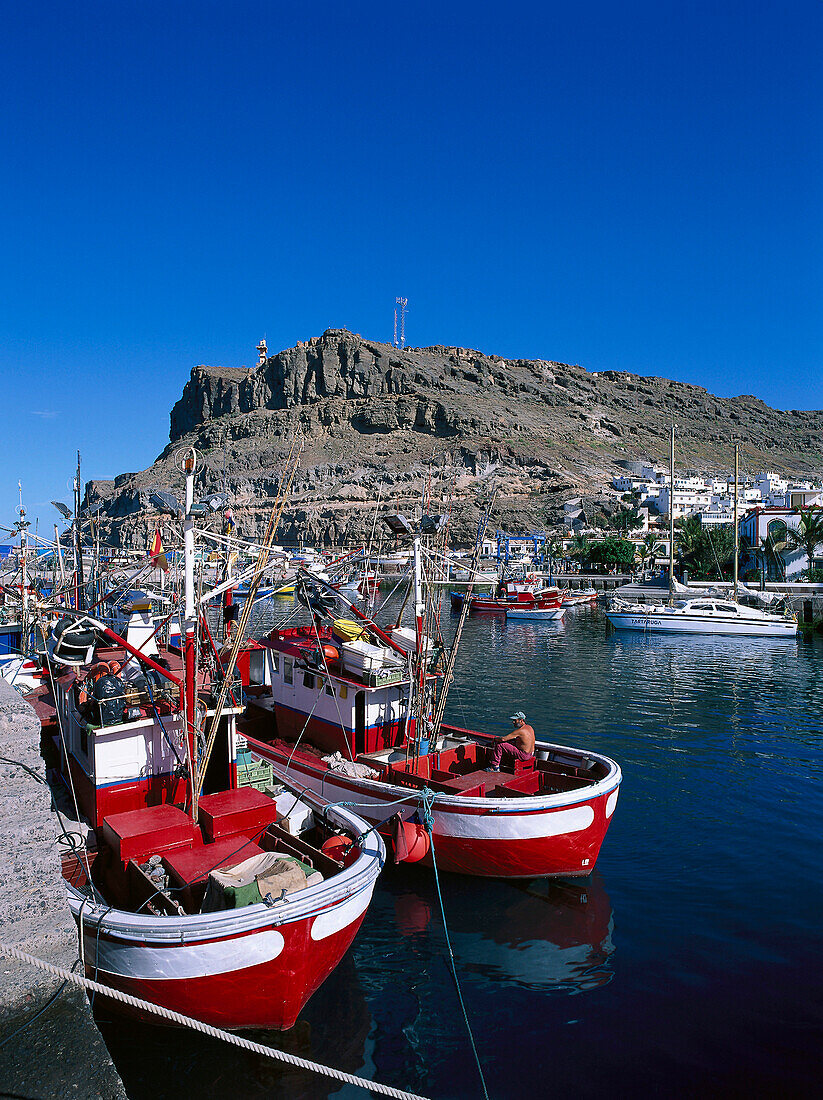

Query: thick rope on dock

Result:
[0,942,430,1100]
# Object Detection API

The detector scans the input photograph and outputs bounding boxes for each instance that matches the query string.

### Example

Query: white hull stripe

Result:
[269,762,599,840]
[311,884,374,941]
[85,928,285,980]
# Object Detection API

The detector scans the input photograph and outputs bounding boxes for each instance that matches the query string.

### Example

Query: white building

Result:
[754,472,788,500]
[698,509,735,527]
[737,506,822,580]
[611,475,653,493]
[657,485,712,519]
[769,488,823,510]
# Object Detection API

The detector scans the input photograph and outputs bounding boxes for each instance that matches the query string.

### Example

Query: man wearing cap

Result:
[486,711,536,772]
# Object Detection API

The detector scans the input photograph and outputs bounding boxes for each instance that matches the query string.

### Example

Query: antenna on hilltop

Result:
[393,297,408,349]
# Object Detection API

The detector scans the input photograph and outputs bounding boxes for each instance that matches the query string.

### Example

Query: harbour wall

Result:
[0,677,127,1098]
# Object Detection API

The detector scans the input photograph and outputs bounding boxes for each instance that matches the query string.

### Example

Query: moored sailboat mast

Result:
[668,422,675,603]
[733,443,739,600]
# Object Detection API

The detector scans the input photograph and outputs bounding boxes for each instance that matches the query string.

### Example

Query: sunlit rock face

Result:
[86,329,823,548]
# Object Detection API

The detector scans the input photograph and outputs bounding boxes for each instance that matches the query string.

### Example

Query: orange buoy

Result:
[321,835,355,864]
[392,817,431,865]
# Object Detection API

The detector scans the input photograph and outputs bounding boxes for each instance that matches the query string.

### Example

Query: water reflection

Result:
[95,951,372,1100]
[392,872,615,995]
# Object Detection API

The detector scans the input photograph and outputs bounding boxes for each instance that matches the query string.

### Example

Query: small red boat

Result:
[451,580,564,615]
[561,587,598,606]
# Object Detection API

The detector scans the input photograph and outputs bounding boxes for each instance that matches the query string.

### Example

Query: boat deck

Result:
[253,732,603,799]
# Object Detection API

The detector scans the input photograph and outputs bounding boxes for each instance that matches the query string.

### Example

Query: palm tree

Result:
[674,516,703,565]
[783,505,823,576]
[609,505,644,535]
[569,534,591,565]
[638,532,665,571]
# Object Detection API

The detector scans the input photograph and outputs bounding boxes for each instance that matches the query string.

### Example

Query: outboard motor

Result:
[49,617,98,667]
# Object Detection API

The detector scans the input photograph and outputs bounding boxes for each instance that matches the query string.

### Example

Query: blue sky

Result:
[2,1,821,536]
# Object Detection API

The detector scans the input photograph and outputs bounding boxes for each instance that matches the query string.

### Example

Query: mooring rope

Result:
[0,943,430,1100]
[419,789,491,1100]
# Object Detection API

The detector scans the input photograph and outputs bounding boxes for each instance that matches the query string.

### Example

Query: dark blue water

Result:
[96,601,823,1099]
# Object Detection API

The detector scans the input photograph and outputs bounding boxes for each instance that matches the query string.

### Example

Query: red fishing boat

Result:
[237,535,622,879]
[450,579,564,616]
[44,450,383,1030]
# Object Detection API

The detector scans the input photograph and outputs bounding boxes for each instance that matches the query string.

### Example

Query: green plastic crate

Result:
[237,760,274,791]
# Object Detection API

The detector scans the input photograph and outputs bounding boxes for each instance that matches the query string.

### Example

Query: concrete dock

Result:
[0,677,127,1099]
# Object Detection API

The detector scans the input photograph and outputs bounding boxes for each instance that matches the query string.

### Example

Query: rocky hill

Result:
[85,329,823,547]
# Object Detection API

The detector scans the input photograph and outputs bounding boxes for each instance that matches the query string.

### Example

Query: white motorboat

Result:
[606,596,798,638]
[506,605,566,621]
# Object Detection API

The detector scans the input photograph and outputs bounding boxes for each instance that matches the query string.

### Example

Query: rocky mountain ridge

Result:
[85,330,823,547]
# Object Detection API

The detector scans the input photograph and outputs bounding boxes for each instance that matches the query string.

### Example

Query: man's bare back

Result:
[506,714,535,754]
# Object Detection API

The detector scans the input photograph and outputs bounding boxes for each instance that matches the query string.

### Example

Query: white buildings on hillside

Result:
[612,465,822,529]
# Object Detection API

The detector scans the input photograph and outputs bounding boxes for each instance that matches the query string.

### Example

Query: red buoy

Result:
[392,817,431,865]
[321,834,355,865]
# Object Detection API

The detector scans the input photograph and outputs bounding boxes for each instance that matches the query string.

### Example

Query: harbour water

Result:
[95,600,823,1098]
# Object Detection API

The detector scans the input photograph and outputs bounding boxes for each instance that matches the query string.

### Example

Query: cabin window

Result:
[271,652,279,673]
[340,684,348,699]
[303,672,315,689]
[249,649,265,684]
[284,657,293,685]
[325,683,335,696]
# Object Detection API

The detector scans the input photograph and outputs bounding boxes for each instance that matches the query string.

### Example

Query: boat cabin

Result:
[55,640,243,828]
[241,623,439,758]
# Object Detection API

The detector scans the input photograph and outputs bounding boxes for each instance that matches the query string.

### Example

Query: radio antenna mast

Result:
[394,297,408,349]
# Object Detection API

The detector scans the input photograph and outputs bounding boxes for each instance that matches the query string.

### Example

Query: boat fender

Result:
[391,815,431,865]
[50,617,98,666]
[321,834,355,865]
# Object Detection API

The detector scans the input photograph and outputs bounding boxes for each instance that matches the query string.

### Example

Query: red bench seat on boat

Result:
[497,771,540,795]
[101,804,200,865]
[198,787,280,843]
[512,756,536,776]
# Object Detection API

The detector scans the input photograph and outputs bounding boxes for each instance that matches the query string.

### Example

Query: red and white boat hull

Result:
[66,804,383,1030]
[247,735,620,879]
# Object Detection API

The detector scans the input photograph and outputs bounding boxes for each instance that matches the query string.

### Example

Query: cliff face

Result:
[85,329,823,547]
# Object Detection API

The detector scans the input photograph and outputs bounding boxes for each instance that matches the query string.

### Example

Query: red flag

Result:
[149,528,168,572]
